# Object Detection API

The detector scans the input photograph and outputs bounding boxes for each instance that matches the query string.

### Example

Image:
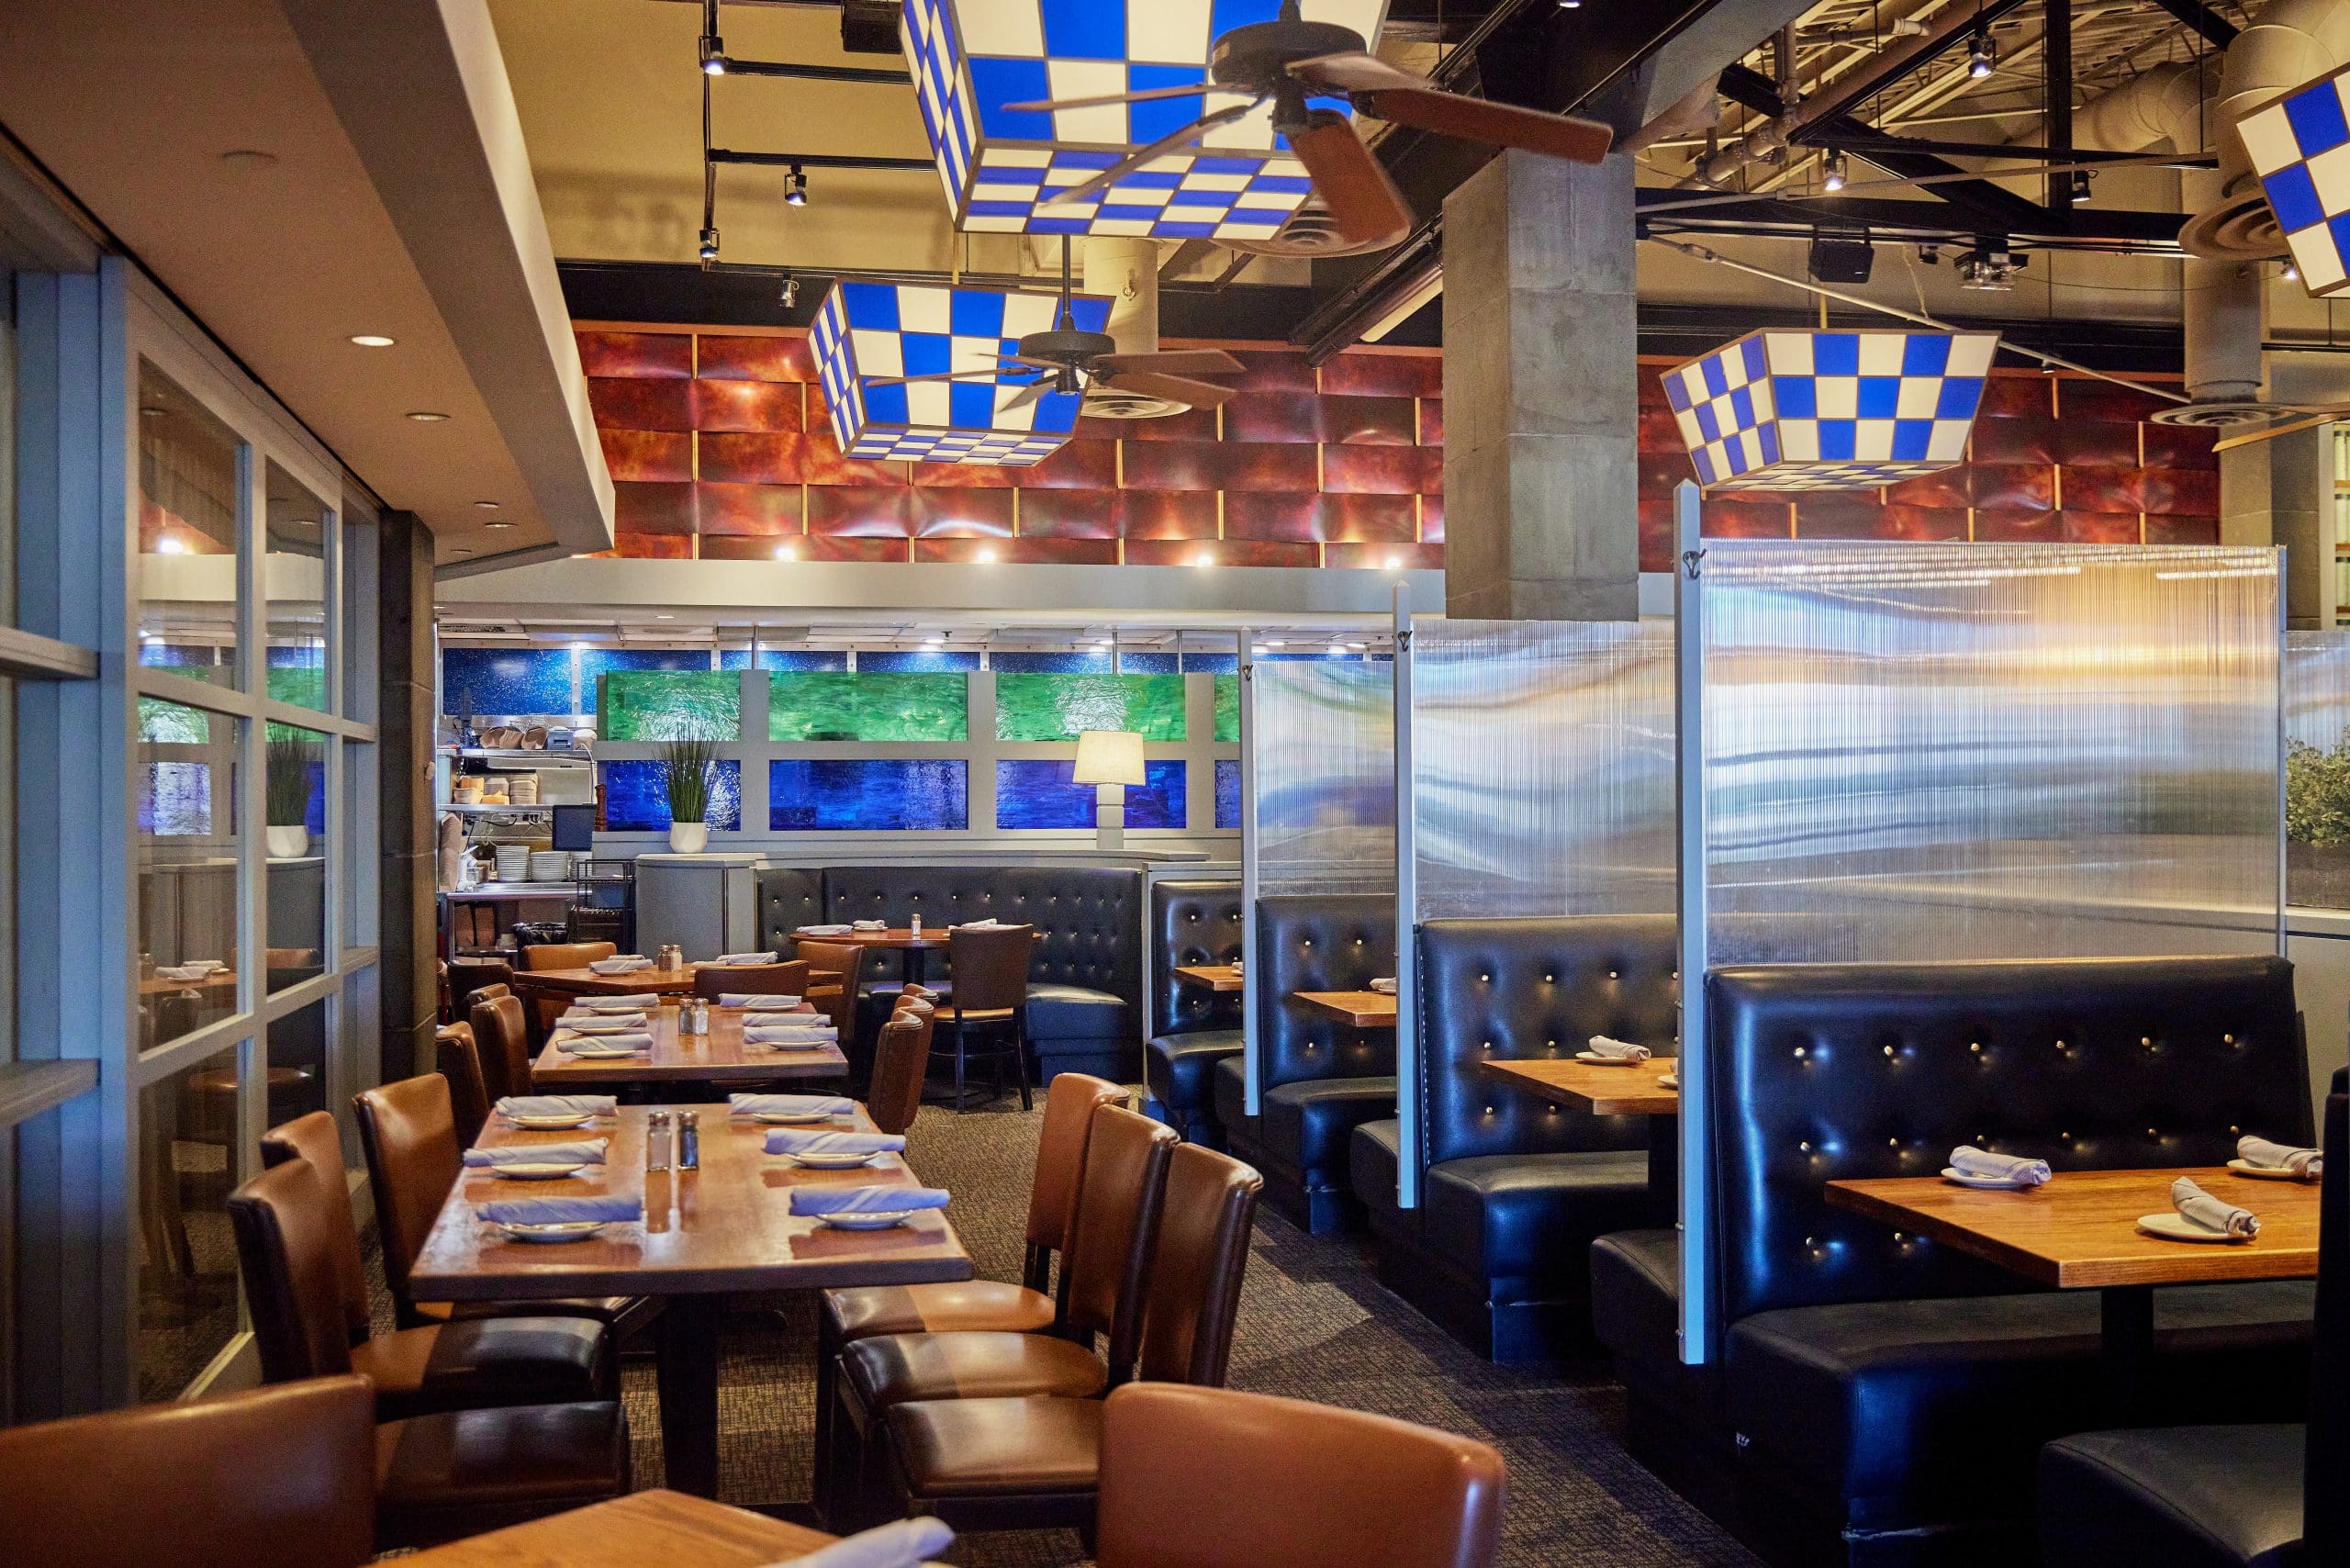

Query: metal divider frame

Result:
[1672,479,1713,1367]
[1393,582,1421,1209]
[1238,626,1260,1117]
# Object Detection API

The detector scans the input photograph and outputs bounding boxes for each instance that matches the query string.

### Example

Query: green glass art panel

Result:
[599,671,742,741]
[994,673,1187,742]
[268,662,327,713]
[768,672,968,742]
[140,697,212,745]
[1214,674,1238,743]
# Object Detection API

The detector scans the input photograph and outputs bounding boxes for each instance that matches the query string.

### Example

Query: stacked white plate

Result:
[509,776,541,805]
[529,850,573,881]
[494,845,532,882]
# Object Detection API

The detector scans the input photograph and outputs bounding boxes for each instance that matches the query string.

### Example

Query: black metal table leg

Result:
[1646,1114,1679,1222]
[655,1292,725,1495]
[2099,1283,2155,1425]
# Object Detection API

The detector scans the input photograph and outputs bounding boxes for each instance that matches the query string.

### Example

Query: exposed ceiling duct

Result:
[2181,0,2350,263]
[1080,238,1190,420]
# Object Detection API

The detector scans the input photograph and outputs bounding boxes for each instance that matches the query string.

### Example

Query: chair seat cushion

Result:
[351,1317,610,1419]
[1212,1054,1257,1143]
[1727,1282,2315,1517]
[1423,1150,1652,1281]
[1147,1029,1240,1114]
[374,1401,627,1544]
[840,1330,1108,1416]
[1025,984,1128,1041]
[1590,1228,1721,1411]
[1350,1118,1403,1218]
[2038,1425,2305,1568]
[1262,1076,1397,1171]
[823,1281,1057,1343]
[884,1395,1104,1499]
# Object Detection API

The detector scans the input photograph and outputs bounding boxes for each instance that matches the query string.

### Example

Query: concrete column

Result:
[1440,150,1640,621]
[2221,426,2333,630]
[376,510,437,1081]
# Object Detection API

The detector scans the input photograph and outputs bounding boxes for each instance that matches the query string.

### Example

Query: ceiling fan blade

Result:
[1040,98,1261,208]
[860,369,1020,387]
[1283,110,1412,246]
[1001,379,1053,411]
[1287,50,1427,95]
[1092,349,1247,377]
[1097,370,1240,409]
[1358,86,1613,163]
[1003,82,1232,113]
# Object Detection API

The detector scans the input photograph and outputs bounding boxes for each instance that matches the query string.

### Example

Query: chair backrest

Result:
[433,1024,490,1145]
[1058,1103,1180,1367]
[1030,1072,1129,1254]
[0,1374,377,1568]
[809,865,1142,1006]
[445,955,513,1013]
[796,939,867,1035]
[1255,895,1395,1090]
[866,1010,935,1136]
[947,924,1035,1013]
[2305,1068,2347,1561]
[1135,1143,1262,1386]
[1096,1383,1505,1568]
[1416,916,1675,1168]
[469,993,533,1102]
[695,958,809,1001]
[256,1112,370,1346]
[1707,956,2311,1334]
[351,1074,463,1318]
[226,1157,361,1383]
[1151,879,1244,1039]
[520,940,617,971]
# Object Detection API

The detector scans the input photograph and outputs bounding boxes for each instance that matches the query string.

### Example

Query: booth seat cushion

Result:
[1025,983,1127,1042]
[1422,1150,1651,1282]
[1726,1282,2317,1519]
[1147,1029,1240,1114]
[1262,1076,1396,1171]
[2037,1425,2307,1568]
[1590,1228,1723,1410]
[1350,1118,1404,1221]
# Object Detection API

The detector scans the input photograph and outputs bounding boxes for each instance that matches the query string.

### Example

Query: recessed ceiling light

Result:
[349,334,396,348]
[156,537,188,555]
[1383,554,1404,570]
[774,542,800,561]
[1192,552,1215,568]
[975,546,1000,564]
[140,404,168,419]
[474,500,500,510]
[1347,641,1367,651]
[1265,639,1284,647]
[655,613,675,620]
[219,149,277,170]
[452,546,475,556]
[484,519,515,530]
[406,410,450,422]
[923,634,945,646]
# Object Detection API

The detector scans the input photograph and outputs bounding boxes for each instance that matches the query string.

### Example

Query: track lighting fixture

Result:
[1822,150,1846,192]
[698,226,720,263]
[780,274,800,308]
[784,163,808,206]
[699,34,726,73]
[1967,28,1995,79]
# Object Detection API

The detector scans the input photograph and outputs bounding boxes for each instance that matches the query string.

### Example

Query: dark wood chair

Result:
[798,938,870,1070]
[519,941,617,971]
[694,958,810,1001]
[865,999,936,1137]
[936,924,1036,1112]
[432,1023,490,1145]
[468,993,533,1103]
[444,956,513,1021]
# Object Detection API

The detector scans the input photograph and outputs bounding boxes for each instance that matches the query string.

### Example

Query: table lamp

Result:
[1071,730,1147,851]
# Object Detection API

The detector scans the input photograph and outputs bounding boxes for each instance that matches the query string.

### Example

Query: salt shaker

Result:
[645,1110,672,1172]
[694,999,711,1035]
[677,1110,700,1170]
[909,911,923,938]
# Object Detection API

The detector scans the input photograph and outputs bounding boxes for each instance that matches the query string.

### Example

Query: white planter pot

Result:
[667,821,710,855]
[266,824,310,859]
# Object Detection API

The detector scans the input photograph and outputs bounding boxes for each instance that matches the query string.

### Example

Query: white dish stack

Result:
[529,850,573,882]
[494,845,532,883]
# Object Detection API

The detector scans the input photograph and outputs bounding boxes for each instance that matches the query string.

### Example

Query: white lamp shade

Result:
[1071,729,1147,787]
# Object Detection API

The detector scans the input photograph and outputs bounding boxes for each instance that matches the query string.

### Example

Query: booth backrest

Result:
[756,868,825,944]
[1255,894,1394,1090]
[1153,879,1243,1038]
[1417,916,1676,1168]
[1707,955,2311,1330]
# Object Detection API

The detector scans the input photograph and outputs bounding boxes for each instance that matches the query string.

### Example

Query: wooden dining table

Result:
[399,1489,834,1566]
[1291,989,1398,1027]
[408,1101,972,1498]
[790,924,1038,986]
[1479,1054,1681,1205]
[1174,963,1243,994]
[532,1002,847,1090]
[1827,1165,2323,1420]
[517,964,704,1000]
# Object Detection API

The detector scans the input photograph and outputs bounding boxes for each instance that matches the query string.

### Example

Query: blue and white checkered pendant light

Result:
[2240,63,2350,296]
[811,280,1111,465]
[901,0,1388,240]
[1663,330,1999,492]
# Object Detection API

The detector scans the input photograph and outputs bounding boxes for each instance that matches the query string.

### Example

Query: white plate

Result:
[1941,1168,2039,1190]
[746,1040,832,1053]
[486,1163,586,1181]
[493,1220,608,1243]
[506,1114,596,1130]
[2226,1158,2314,1182]
[815,1210,912,1229]
[746,1110,841,1126]
[1574,1052,1648,1066]
[563,1017,643,1035]
[2136,1212,2252,1244]
[781,1151,884,1170]
[559,1047,645,1058]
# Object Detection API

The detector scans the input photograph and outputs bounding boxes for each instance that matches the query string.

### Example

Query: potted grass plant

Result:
[265,735,316,858]
[659,731,721,853]
[2288,732,2350,908]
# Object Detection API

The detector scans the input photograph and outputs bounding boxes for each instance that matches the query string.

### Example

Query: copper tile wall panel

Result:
[1011,439,1117,489]
[2061,510,2143,543]
[1124,440,1318,492]
[1978,375,2055,418]
[1638,498,1672,565]
[919,536,1116,565]
[801,535,908,563]
[2051,420,2140,468]
[911,487,1015,536]
[1225,492,1416,543]
[613,482,698,535]
[1419,494,1443,542]
[1966,463,2056,510]
[1418,398,1443,446]
[692,379,804,433]
[2057,465,2138,513]
[1222,491,1320,542]
[1229,350,1316,392]
[1114,491,1218,541]
[1970,416,2060,465]
[697,432,806,486]
[695,482,801,536]
[1128,537,1315,567]
[612,532,694,558]
[1701,498,1793,537]
[910,458,1017,490]
[700,535,805,561]
[1325,541,1441,569]
[2138,468,2220,514]
[2144,424,2219,470]
[807,487,918,537]
[2057,380,2165,423]
[1224,392,1323,443]
[1319,351,1440,398]
[576,331,691,378]
[1320,394,1417,445]
[2146,513,2221,544]
[599,429,693,484]
[694,334,815,382]
[1016,490,1120,539]
[1973,507,2065,543]
[1324,443,1439,495]
[588,377,695,432]
[1881,469,1970,508]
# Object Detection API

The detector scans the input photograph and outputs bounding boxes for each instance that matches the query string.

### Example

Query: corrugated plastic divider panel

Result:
[767,672,968,742]
[1410,619,1678,920]
[1253,660,1395,898]
[993,672,1187,741]
[598,671,743,741]
[768,759,968,831]
[599,759,744,832]
[1701,541,2282,965]
[996,759,1187,830]
[1214,673,1239,742]
[2285,630,2350,909]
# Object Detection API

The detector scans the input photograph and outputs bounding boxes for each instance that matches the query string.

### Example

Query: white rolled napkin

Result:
[746,1011,832,1030]
[556,1012,647,1031]
[789,1183,950,1215]
[554,1032,651,1055]
[712,951,779,966]
[728,1092,853,1118]
[746,1026,837,1047]
[1586,1035,1652,1062]
[1949,1146,2052,1186]
[718,991,800,1009]
[851,919,890,933]
[2239,1135,2322,1180]
[1368,977,1398,994]
[579,993,657,1011]
[2173,1176,2260,1238]
[956,917,1003,930]
[464,1139,609,1167]
[498,1094,617,1119]
[588,956,653,974]
[765,1129,905,1157]
[767,1517,954,1568]
[798,924,853,937]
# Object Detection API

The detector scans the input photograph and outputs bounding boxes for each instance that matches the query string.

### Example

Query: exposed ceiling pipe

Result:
[2182,0,2350,259]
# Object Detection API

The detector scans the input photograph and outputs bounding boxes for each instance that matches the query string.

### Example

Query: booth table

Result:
[1174,963,1243,994]
[1291,990,1397,1027]
[1827,1166,2322,1420]
[401,1490,833,1566]
[520,965,703,999]
[794,925,1036,987]
[532,1002,846,1090]
[1479,1055,1680,1206]
[408,1103,971,1497]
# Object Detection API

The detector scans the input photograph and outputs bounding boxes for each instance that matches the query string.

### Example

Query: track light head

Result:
[1967,28,1995,79]
[784,164,808,207]
[698,226,720,263]
[780,274,800,309]
[1822,150,1846,192]
[699,34,726,73]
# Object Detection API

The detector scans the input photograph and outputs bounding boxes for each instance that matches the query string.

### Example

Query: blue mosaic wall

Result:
[442,648,571,717]
[1215,758,1240,830]
[140,763,215,836]
[995,759,1187,830]
[719,649,850,671]
[990,651,1113,673]
[769,760,968,831]
[858,650,982,673]
[599,759,743,832]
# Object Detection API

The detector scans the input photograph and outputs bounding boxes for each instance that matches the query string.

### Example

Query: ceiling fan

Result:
[861,242,1247,411]
[1003,0,1615,248]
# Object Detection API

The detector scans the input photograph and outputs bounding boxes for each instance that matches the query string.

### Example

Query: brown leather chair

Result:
[798,937,869,1057]
[1092,1385,1506,1568]
[352,1074,654,1338]
[444,956,513,1019]
[245,1121,613,1418]
[0,1372,377,1568]
[872,1142,1263,1533]
[936,924,1036,1111]
[694,958,810,1001]
[223,1157,629,1549]
[864,1006,935,1137]
[520,941,617,971]
[433,1024,490,1144]
[828,1103,1178,1519]
[469,993,534,1103]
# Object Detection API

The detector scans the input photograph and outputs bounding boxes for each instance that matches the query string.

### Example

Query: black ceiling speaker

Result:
[841,0,899,54]
[1808,234,1874,285]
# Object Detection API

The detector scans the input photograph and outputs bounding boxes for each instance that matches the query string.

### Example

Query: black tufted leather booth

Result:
[1596,955,2322,1567]
[1213,894,1394,1233]
[754,865,1143,1082]
[1143,879,1244,1145]
[1351,915,1678,1361]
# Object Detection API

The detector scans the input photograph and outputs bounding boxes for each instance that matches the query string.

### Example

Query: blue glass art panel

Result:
[1215,759,1241,830]
[990,651,1112,673]
[599,759,742,832]
[1186,653,1239,673]
[1122,654,1180,673]
[140,763,215,835]
[579,649,713,713]
[720,649,849,671]
[140,643,229,676]
[859,650,982,672]
[442,648,571,717]
[995,760,1187,831]
[769,760,968,831]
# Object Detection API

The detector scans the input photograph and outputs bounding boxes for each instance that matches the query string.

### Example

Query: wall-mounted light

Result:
[784,164,808,207]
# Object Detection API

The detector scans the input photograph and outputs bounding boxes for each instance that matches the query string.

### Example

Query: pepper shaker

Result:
[645,1110,672,1172]
[677,1110,700,1170]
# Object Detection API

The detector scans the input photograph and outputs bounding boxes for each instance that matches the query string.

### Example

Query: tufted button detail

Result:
[1883,1046,1895,1058]
[1969,1043,1981,1054]
[1607,970,1618,980]
[1798,1140,1810,1152]
[1794,1046,1807,1059]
